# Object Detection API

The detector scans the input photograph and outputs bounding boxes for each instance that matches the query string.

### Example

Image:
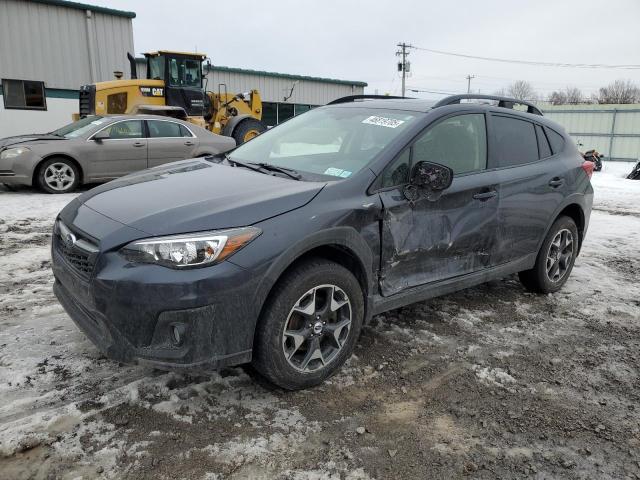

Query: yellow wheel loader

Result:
[76,51,267,144]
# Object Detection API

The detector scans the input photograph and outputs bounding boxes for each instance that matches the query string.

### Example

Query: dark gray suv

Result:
[52,94,594,390]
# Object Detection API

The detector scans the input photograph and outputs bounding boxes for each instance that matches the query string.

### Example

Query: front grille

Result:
[53,223,98,278]
[79,85,96,117]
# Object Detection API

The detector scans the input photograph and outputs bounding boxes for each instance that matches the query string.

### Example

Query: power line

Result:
[411,46,640,70]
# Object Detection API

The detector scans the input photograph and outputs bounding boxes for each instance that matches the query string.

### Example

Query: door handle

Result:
[184,141,195,146]
[548,177,565,188]
[133,141,145,147]
[473,190,497,201]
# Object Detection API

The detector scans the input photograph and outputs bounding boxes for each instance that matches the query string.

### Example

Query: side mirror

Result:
[93,130,110,142]
[404,161,453,202]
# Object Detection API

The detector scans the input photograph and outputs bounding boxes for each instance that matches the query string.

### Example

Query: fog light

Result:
[170,323,185,346]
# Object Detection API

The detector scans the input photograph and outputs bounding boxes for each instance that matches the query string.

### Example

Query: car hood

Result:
[75,159,326,237]
[0,134,66,149]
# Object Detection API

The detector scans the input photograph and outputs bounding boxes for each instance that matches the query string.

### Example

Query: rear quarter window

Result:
[535,124,552,158]
[492,115,538,167]
[544,126,565,154]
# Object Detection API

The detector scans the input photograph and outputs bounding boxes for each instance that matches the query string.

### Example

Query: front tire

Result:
[519,216,579,293]
[252,259,364,390]
[232,118,267,145]
[37,157,80,194]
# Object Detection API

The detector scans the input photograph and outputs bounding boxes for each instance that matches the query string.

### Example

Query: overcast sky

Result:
[98,0,640,101]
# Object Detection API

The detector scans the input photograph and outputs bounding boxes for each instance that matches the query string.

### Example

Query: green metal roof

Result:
[135,58,366,87]
[212,65,367,87]
[28,0,136,18]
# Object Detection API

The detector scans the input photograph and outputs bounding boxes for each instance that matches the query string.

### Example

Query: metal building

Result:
[0,0,366,137]
[542,104,640,162]
[0,0,135,136]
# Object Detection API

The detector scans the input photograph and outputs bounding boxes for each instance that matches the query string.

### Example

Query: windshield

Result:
[229,107,418,179]
[168,57,201,87]
[50,116,107,138]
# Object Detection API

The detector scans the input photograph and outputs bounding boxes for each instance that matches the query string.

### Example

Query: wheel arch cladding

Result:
[557,203,585,248]
[35,154,83,185]
[250,228,375,347]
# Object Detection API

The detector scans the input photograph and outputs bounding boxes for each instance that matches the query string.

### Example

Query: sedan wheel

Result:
[37,158,80,194]
[44,163,75,192]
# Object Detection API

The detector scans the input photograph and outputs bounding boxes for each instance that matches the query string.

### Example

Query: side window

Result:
[413,114,487,174]
[492,116,538,167]
[535,124,552,159]
[179,124,194,137]
[545,127,565,155]
[380,148,411,188]
[147,120,183,138]
[101,120,143,139]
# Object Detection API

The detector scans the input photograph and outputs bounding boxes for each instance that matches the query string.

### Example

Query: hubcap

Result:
[282,284,352,373]
[44,163,74,191]
[546,228,574,283]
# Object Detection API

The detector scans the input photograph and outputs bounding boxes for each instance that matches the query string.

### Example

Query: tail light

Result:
[581,160,595,179]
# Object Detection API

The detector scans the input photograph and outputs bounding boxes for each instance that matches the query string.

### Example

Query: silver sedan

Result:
[0,115,236,193]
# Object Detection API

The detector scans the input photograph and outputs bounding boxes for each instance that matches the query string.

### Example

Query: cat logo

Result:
[139,87,164,97]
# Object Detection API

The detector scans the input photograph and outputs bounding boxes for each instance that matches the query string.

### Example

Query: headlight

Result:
[120,226,261,268]
[0,147,30,159]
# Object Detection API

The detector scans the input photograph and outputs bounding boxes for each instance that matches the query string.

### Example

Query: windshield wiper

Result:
[223,154,264,174]
[249,162,301,180]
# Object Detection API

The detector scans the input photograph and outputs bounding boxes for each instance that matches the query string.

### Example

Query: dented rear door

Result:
[378,172,499,296]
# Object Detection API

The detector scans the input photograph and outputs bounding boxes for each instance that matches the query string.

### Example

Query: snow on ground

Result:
[0,162,639,479]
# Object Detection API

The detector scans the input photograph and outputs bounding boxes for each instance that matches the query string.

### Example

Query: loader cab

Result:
[144,51,207,117]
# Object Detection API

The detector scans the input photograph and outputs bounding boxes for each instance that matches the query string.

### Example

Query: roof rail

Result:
[327,94,406,105]
[433,94,543,116]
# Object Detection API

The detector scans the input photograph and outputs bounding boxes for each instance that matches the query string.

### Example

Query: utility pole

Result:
[466,74,475,94]
[396,42,413,97]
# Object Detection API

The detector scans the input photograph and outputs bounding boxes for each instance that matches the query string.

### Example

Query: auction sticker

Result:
[362,115,405,128]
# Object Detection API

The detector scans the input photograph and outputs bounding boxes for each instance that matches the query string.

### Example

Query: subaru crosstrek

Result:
[52,94,594,390]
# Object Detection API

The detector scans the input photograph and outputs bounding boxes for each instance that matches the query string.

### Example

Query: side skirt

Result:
[371,254,536,315]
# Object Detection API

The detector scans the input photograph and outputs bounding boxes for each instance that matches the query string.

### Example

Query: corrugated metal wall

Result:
[207,70,362,105]
[542,104,640,161]
[0,0,134,90]
[136,60,364,105]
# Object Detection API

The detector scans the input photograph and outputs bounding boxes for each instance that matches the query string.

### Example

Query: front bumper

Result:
[0,150,39,186]
[52,231,259,371]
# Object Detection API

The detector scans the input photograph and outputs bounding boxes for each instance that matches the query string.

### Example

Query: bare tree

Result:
[506,80,537,101]
[597,79,640,104]
[548,90,567,105]
[565,87,583,104]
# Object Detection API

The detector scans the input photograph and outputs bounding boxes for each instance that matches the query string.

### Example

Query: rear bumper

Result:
[52,238,259,371]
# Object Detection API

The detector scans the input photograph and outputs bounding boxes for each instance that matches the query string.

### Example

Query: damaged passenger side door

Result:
[377,112,500,296]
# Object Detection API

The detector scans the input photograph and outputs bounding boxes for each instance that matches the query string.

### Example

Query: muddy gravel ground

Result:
[1,163,640,480]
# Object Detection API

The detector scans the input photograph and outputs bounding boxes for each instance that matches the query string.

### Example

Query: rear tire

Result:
[36,157,80,194]
[232,118,267,145]
[519,216,579,293]
[252,259,364,390]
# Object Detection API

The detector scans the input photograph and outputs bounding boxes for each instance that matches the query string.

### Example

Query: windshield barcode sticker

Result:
[362,116,405,128]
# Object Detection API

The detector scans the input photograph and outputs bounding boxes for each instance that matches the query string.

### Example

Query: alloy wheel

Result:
[282,284,352,373]
[44,163,75,191]
[546,228,574,283]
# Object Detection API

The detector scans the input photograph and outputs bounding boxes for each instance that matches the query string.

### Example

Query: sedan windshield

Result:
[50,116,108,138]
[229,107,418,179]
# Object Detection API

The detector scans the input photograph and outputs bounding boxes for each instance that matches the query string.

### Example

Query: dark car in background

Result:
[51,94,594,390]
[0,115,235,193]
